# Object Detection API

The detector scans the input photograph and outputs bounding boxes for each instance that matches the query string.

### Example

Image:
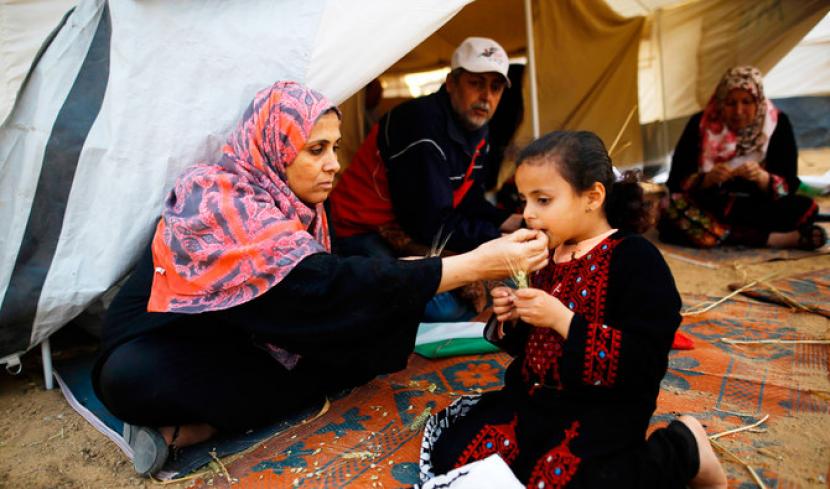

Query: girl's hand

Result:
[513,288,574,338]
[491,286,518,323]
[733,161,769,189]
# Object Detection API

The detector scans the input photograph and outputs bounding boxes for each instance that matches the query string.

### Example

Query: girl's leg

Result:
[429,392,518,475]
[567,416,724,489]
[678,415,727,489]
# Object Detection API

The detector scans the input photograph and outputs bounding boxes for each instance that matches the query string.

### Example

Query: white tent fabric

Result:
[0,0,77,124]
[636,0,829,124]
[766,13,830,98]
[0,0,471,363]
[2,0,827,366]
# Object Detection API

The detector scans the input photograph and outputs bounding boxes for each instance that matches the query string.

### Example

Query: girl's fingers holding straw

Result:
[514,288,544,300]
[491,286,513,298]
[496,311,517,322]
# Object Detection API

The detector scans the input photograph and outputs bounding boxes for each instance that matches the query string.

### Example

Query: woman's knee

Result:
[96,345,165,420]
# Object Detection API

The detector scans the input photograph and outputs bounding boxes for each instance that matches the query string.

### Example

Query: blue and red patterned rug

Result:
[55,295,829,487]
[182,296,830,488]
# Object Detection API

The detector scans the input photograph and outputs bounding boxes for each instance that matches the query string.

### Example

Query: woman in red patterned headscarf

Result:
[93,81,550,477]
[147,81,337,313]
[659,66,824,249]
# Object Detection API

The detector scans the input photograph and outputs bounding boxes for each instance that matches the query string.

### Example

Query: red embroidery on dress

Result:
[523,329,565,393]
[521,238,622,392]
[454,416,519,469]
[527,421,581,489]
[582,322,622,387]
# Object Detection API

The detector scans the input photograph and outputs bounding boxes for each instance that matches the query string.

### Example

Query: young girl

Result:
[421,131,726,488]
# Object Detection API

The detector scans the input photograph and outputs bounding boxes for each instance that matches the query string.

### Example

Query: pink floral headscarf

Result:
[699,66,779,172]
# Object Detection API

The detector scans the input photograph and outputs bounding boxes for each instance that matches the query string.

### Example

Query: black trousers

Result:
[94,321,324,433]
[722,193,818,246]
[429,391,699,489]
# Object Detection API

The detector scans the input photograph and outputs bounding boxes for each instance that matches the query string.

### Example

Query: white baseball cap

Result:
[451,37,511,87]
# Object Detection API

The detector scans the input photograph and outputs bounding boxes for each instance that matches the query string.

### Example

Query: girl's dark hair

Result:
[516,130,650,233]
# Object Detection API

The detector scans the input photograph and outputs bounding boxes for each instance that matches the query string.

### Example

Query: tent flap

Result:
[0,0,470,360]
[520,0,645,166]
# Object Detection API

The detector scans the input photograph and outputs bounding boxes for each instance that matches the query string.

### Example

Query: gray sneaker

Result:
[122,423,169,477]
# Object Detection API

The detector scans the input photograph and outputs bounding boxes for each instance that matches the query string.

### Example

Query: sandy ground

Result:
[1,191,828,489]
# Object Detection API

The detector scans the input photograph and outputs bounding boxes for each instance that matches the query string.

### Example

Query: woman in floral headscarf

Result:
[658,66,823,249]
[93,81,549,477]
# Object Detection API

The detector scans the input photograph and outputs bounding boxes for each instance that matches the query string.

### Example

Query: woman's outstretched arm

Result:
[437,228,548,293]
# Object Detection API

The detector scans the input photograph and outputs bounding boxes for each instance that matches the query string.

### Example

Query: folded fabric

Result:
[415,338,500,358]
[671,331,695,350]
[415,454,524,489]
[415,322,499,358]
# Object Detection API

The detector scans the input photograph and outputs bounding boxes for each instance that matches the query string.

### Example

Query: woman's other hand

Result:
[491,286,518,322]
[701,164,732,188]
[513,288,574,338]
[732,161,770,189]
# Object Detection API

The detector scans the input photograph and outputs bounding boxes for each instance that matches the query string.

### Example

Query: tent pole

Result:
[523,0,540,138]
[656,8,670,166]
[42,338,54,390]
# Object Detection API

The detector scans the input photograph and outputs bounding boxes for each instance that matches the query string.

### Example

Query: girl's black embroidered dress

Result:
[427,231,699,488]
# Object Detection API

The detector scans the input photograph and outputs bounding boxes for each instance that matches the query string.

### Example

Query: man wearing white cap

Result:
[330,37,523,269]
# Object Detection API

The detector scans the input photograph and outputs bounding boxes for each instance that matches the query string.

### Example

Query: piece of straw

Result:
[428,225,453,257]
[709,414,769,441]
[505,256,528,289]
[341,451,376,460]
[154,470,213,485]
[408,407,433,432]
[608,105,638,157]
[709,439,767,489]
[209,449,235,485]
[752,279,819,315]
[609,140,632,160]
[302,397,331,424]
[732,265,819,315]
[681,271,781,316]
[720,338,830,345]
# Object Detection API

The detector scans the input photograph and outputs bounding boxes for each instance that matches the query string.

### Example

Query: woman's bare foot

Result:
[159,423,217,448]
[768,226,827,250]
[767,230,799,248]
[678,415,727,489]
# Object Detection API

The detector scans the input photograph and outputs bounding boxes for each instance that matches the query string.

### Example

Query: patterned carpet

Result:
[190,297,830,488]
[665,296,830,488]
